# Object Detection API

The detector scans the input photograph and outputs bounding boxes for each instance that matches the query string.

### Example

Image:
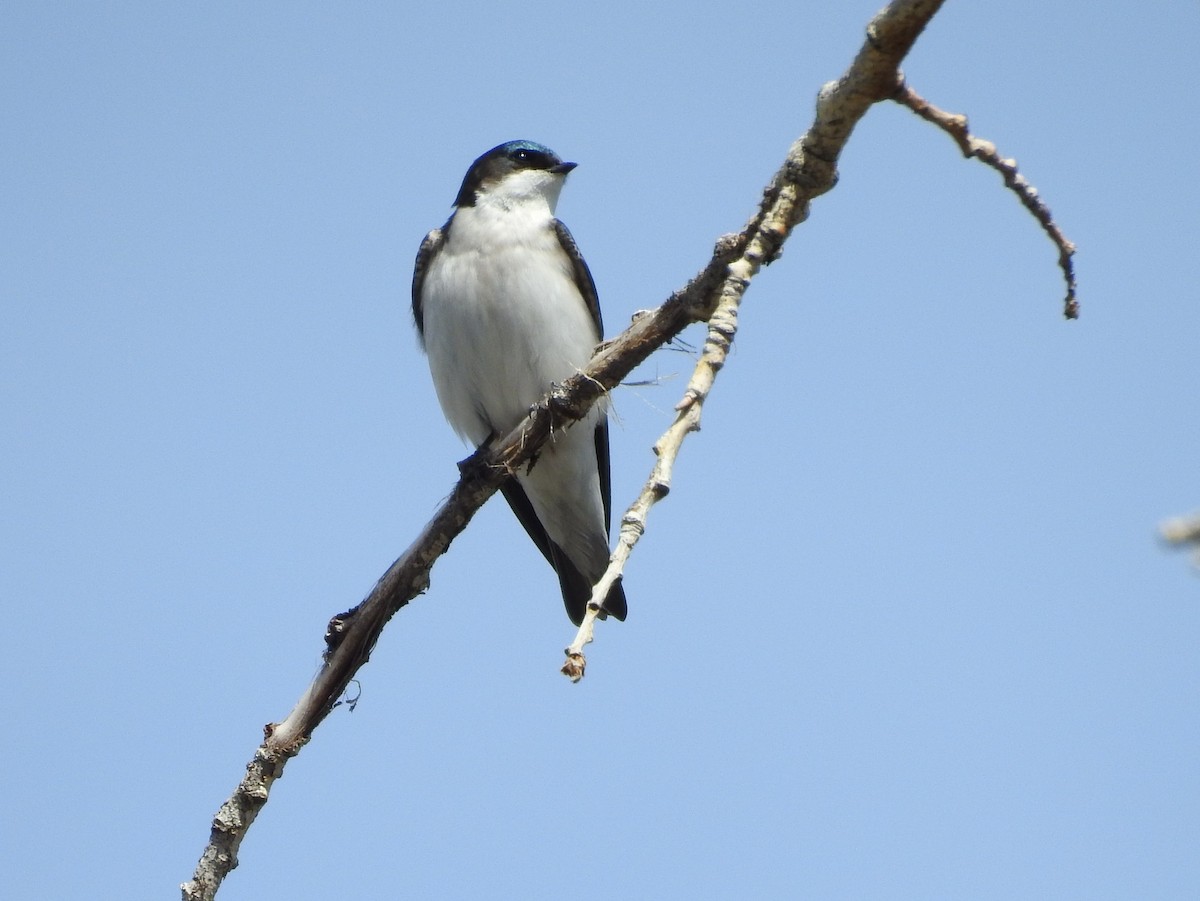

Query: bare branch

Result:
[893,82,1079,319]
[184,1,959,895]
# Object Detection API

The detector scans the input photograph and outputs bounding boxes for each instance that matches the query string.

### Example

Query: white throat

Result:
[478,169,565,215]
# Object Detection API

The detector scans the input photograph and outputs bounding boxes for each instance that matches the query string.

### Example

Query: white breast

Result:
[420,199,600,447]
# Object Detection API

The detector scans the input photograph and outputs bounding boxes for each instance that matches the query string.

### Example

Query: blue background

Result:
[3,2,1197,898]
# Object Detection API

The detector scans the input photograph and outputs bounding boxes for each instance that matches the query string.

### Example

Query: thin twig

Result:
[563,289,741,680]
[893,82,1079,319]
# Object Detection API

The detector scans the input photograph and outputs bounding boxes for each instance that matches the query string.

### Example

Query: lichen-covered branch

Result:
[184,1,955,896]
[181,745,287,901]
[893,83,1079,319]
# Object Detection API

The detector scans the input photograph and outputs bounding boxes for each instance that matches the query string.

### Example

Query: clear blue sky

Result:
[3,2,1197,899]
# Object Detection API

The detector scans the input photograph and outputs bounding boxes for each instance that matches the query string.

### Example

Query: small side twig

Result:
[563,287,742,681]
[893,81,1079,320]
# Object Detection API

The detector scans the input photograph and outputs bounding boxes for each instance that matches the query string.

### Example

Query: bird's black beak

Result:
[551,161,577,175]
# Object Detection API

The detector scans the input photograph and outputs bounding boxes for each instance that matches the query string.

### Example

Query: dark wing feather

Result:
[499,479,591,626]
[552,218,611,530]
[499,472,626,626]
[553,219,603,339]
[595,418,613,533]
[412,222,449,344]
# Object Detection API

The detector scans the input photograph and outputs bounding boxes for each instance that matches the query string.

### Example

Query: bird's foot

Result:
[457,436,502,480]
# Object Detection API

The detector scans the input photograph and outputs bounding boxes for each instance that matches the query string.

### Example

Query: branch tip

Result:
[561,653,586,682]
[893,82,1079,318]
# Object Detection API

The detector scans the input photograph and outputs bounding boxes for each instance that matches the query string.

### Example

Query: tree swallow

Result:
[412,140,628,626]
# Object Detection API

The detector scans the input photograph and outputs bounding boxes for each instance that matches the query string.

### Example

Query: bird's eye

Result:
[509,146,553,169]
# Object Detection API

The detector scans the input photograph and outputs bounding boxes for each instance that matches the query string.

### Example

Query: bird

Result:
[412,140,627,626]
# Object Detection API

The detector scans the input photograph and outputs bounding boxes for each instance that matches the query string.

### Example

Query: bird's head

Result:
[453,140,577,210]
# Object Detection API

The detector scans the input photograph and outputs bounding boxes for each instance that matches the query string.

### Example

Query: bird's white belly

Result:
[422,242,600,446]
